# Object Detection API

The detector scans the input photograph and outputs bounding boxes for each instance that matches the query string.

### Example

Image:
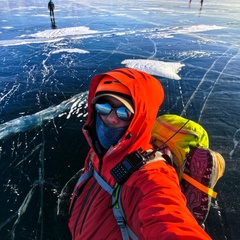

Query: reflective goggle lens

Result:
[95,103,133,121]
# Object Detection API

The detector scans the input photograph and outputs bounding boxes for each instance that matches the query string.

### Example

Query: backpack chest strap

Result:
[112,184,138,240]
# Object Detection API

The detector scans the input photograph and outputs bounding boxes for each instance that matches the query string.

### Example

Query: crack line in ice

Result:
[9,185,37,239]
[38,140,45,240]
[15,144,43,167]
[181,47,237,118]
[230,129,240,164]
[198,48,240,122]
[147,38,158,59]
[0,83,20,103]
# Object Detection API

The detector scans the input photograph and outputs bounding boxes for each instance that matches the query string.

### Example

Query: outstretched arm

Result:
[122,160,211,239]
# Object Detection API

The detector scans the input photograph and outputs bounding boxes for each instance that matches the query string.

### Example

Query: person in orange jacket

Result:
[68,68,211,239]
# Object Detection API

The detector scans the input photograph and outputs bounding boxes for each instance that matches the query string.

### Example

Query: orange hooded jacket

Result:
[68,68,211,239]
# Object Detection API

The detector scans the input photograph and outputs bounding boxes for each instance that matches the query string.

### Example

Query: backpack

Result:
[151,114,209,179]
[150,114,225,227]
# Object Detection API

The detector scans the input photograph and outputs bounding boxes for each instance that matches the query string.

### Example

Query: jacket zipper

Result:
[79,185,102,234]
[73,180,97,238]
[69,172,92,217]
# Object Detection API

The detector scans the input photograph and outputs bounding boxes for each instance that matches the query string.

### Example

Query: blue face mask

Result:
[95,114,128,149]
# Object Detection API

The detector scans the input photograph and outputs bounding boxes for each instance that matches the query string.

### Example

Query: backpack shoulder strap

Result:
[74,153,95,195]
[93,169,114,195]
[92,171,137,240]
[112,184,138,240]
[69,163,94,214]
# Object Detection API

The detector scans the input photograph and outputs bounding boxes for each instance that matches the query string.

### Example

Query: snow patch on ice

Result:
[51,48,89,54]
[122,59,184,80]
[25,26,98,39]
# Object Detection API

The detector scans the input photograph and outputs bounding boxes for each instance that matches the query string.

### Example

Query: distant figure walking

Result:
[48,0,55,18]
[189,0,192,8]
[199,0,204,11]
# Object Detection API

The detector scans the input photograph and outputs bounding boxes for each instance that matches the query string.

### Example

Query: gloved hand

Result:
[150,147,173,166]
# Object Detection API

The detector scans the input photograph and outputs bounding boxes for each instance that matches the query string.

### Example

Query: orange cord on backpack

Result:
[182,173,217,198]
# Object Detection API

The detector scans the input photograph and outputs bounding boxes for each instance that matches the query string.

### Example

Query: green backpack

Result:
[151,114,209,179]
[151,114,225,227]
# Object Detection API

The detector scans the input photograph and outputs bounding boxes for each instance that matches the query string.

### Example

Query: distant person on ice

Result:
[48,0,55,18]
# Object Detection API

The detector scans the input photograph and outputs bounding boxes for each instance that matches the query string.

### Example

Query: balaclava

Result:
[92,75,134,149]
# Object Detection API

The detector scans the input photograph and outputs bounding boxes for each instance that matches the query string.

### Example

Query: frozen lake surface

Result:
[0,0,240,239]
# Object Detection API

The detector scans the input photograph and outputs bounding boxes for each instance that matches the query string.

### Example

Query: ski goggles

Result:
[95,102,133,121]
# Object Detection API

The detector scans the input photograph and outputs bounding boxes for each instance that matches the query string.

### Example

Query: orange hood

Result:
[83,68,164,184]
